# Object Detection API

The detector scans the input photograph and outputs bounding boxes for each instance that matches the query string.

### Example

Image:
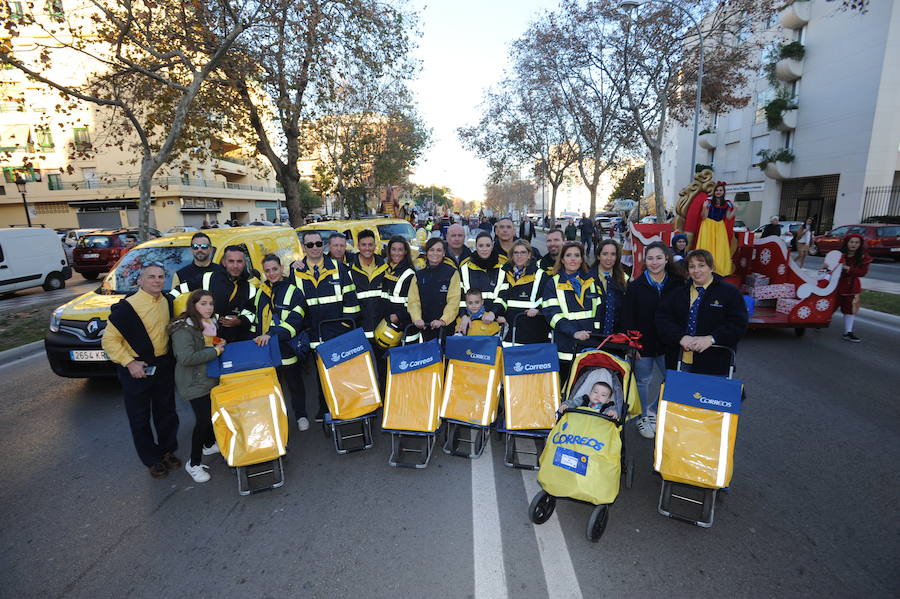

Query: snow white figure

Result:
[694,181,734,276]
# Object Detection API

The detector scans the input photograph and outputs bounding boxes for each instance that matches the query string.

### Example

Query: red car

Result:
[72,228,160,279]
[811,223,900,260]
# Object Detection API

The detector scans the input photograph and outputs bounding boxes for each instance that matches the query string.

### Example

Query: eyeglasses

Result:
[512,250,530,255]
[191,243,211,250]
[305,241,324,248]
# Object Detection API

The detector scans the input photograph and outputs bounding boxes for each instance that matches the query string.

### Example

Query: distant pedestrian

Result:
[102,262,181,479]
[579,213,595,255]
[796,218,813,268]
[835,234,871,343]
[565,219,578,241]
[761,216,781,239]
[519,214,536,242]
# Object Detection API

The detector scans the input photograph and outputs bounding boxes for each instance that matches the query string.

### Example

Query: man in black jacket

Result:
[518,215,535,242]
[217,245,259,342]
[169,231,229,309]
[760,216,782,239]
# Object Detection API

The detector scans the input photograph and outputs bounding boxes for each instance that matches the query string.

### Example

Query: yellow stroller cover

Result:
[654,369,742,489]
[501,343,560,430]
[211,367,288,467]
[440,335,502,426]
[537,409,622,505]
[316,328,382,421]
[383,339,443,432]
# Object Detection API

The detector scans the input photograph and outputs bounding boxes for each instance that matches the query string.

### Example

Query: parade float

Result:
[629,169,842,337]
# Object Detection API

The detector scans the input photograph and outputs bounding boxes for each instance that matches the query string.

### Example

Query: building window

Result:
[751,135,769,166]
[73,127,91,151]
[45,0,63,17]
[47,173,63,190]
[36,127,54,149]
[755,89,776,125]
[0,185,5,195]
[82,167,98,189]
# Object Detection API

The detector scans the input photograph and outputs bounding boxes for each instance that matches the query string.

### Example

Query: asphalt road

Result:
[1,307,898,598]
[0,272,98,311]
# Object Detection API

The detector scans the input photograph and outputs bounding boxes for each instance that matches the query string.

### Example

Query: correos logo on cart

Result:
[465,348,492,361]
[692,391,733,409]
[397,355,434,371]
[513,360,552,373]
[552,421,606,452]
[331,345,366,363]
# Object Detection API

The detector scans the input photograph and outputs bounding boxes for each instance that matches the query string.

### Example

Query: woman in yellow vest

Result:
[588,239,629,336]
[497,239,549,345]
[457,231,506,334]
[541,242,602,385]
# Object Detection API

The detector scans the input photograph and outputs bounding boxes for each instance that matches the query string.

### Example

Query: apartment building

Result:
[651,0,900,232]
[0,1,287,230]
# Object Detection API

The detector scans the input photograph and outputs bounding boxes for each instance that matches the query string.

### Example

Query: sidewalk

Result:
[800,268,900,295]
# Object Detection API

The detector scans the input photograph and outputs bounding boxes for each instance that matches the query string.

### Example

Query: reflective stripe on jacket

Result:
[291,255,359,347]
[252,278,306,365]
[541,272,602,361]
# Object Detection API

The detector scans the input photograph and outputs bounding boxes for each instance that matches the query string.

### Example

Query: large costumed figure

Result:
[694,181,735,276]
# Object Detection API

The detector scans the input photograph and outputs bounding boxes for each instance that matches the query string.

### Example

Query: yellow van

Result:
[296,217,422,259]
[44,226,303,378]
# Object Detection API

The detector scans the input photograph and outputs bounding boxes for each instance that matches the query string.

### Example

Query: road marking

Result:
[521,471,584,599]
[471,441,508,599]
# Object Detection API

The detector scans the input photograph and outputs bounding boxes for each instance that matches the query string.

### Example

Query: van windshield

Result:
[376,223,416,241]
[98,246,193,294]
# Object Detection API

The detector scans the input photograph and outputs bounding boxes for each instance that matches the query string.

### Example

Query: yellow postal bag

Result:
[382,339,443,432]
[501,343,560,430]
[537,409,621,505]
[211,367,288,467]
[440,336,503,427]
[316,328,382,421]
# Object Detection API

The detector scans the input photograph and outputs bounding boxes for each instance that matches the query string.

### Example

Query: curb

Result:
[858,308,900,328]
[0,340,43,367]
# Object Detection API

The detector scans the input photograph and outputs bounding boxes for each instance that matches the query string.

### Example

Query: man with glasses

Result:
[169,232,229,311]
[291,230,360,421]
[102,262,181,479]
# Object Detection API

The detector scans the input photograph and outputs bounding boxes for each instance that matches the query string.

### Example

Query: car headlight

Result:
[49,306,65,332]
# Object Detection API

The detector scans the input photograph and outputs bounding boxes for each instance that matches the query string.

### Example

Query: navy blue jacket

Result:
[621,271,684,357]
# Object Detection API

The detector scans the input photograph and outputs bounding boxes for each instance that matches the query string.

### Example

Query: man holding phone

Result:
[103,263,181,479]
[168,232,229,308]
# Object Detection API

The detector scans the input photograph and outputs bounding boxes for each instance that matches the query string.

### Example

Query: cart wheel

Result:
[321,420,331,438]
[586,505,609,542]
[794,327,806,337]
[625,456,635,489]
[528,491,556,525]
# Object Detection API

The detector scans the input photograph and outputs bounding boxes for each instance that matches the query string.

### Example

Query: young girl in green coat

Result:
[169,290,226,483]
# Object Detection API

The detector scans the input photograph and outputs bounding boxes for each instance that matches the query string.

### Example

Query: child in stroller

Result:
[559,381,619,420]
[562,366,627,424]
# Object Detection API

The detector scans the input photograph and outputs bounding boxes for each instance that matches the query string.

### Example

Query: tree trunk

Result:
[138,158,156,241]
[588,185,597,221]
[650,144,666,222]
[549,183,559,223]
[281,172,302,226]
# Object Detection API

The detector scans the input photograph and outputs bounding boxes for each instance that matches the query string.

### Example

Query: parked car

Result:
[45,226,302,378]
[72,228,160,280]
[753,221,804,246]
[639,215,658,224]
[811,223,900,259]
[162,225,198,236]
[733,220,748,232]
[0,228,72,295]
[297,217,422,259]
[59,228,97,248]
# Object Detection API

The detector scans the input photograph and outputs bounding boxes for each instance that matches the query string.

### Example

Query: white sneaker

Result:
[636,416,655,439]
[297,417,310,431]
[201,443,220,456]
[185,460,210,483]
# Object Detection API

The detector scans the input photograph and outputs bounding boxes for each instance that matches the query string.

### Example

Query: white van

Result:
[0,228,73,294]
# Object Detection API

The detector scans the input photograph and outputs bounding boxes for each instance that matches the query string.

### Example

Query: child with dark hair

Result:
[836,234,872,342]
[558,381,619,420]
[455,288,501,336]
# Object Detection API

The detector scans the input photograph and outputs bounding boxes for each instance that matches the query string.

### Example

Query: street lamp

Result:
[14,174,32,227]
[619,0,705,186]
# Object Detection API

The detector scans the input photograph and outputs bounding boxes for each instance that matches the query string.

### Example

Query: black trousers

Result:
[277,361,307,419]
[188,393,213,467]
[117,357,179,467]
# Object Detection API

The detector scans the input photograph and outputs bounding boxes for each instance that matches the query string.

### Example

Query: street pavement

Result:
[1,257,898,597]
[0,273,98,311]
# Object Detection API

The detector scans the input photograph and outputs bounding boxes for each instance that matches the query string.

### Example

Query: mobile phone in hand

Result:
[143,365,157,376]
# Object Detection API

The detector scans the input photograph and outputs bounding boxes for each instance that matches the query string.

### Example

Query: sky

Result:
[408,0,559,205]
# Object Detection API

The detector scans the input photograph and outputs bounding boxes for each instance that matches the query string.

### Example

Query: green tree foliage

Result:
[610,166,645,202]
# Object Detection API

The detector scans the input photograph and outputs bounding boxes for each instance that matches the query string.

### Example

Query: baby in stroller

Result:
[558,381,618,420]
[558,367,626,423]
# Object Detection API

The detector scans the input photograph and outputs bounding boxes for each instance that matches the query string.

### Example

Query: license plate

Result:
[891,247,899,252]
[69,350,109,361]
[83,253,100,259]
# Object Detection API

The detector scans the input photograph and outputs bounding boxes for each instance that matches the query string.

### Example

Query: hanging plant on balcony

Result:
[779,41,806,61]
[699,127,715,135]
[755,148,795,171]
[765,97,798,129]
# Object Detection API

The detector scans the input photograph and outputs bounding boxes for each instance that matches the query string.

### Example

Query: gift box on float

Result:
[745,283,795,300]
[776,298,801,314]
[744,273,770,288]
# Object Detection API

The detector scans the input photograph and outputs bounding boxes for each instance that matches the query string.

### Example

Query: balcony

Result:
[775,109,798,132]
[212,155,248,176]
[779,2,811,29]
[775,58,803,82]
[763,161,791,181]
[698,132,717,150]
[47,176,282,195]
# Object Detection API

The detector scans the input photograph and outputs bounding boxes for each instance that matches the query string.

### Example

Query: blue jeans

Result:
[634,354,666,417]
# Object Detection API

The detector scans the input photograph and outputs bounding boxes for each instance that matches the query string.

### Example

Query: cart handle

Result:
[560,406,623,425]
[677,344,736,378]
[317,317,357,343]
[402,322,446,345]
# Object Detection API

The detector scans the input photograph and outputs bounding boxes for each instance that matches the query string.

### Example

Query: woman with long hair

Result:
[409,237,461,342]
[169,289,226,483]
[381,235,416,331]
[542,241,602,385]
[622,241,685,439]
[497,238,550,345]
[694,182,735,276]
[589,239,628,336]
[457,231,505,334]
[835,233,872,342]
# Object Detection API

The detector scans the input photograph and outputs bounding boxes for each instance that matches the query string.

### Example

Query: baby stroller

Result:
[208,340,288,496]
[497,314,560,469]
[528,349,640,541]
[440,334,503,459]
[655,346,743,527]
[381,328,444,468]
[316,320,382,454]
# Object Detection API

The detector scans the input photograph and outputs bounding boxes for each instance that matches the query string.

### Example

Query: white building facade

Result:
[654,0,900,233]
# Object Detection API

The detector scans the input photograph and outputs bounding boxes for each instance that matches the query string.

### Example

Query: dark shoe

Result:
[842,332,861,343]
[161,452,182,470]
[149,463,169,479]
